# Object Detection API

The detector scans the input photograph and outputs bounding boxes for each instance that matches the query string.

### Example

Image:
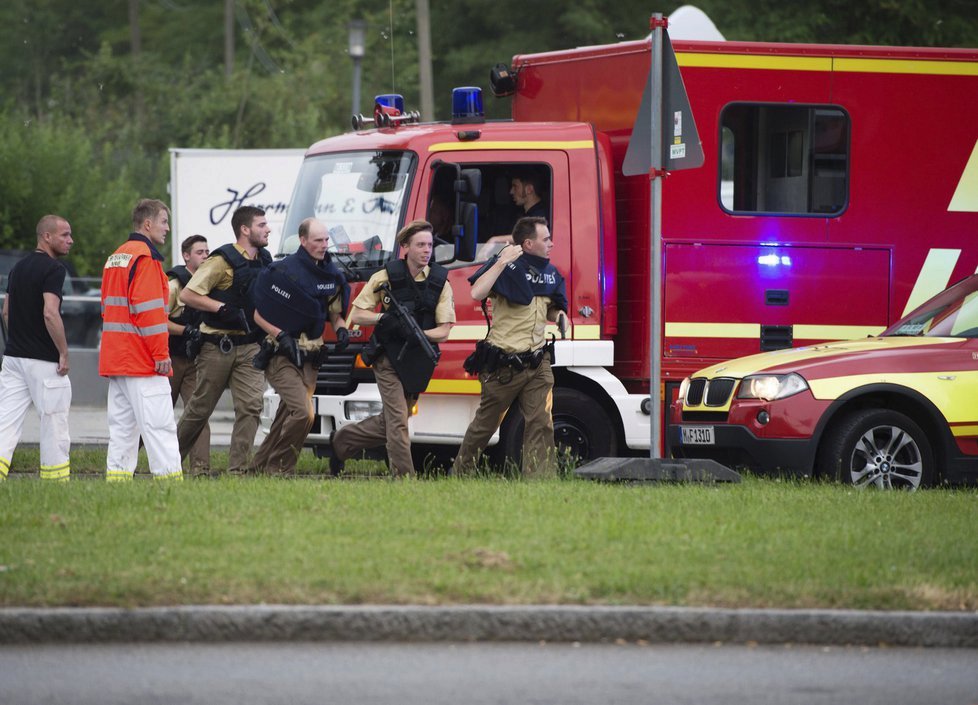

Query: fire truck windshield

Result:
[279,151,416,275]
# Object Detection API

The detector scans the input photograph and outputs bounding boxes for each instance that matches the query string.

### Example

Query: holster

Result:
[252,339,275,370]
[185,327,203,361]
[360,334,383,367]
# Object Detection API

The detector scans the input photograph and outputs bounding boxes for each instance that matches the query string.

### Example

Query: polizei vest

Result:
[253,247,347,339]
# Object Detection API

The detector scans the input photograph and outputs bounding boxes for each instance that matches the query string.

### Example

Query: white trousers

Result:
[106,375,182,480]
[0,356,71,480]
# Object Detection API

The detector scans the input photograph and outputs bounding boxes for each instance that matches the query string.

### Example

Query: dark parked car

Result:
[0,249,102,350]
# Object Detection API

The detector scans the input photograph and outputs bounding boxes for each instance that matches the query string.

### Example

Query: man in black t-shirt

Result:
[0,215,74,481]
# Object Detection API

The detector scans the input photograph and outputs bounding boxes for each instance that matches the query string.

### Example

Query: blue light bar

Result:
[452,87,484,121]
[375,94,405,113]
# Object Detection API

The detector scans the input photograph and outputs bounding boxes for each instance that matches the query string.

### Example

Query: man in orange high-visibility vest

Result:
[99,199,182,481]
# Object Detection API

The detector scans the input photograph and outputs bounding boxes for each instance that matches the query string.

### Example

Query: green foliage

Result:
[0,115,142,274]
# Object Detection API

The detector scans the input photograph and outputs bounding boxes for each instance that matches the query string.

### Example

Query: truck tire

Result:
[817,409,933,491]
[490,387,617,471]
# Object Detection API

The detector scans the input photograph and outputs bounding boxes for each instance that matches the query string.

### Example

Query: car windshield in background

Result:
[279,151,415,273]
[884,275,978,339]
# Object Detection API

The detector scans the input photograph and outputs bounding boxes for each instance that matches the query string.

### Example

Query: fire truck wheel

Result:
[817,409,934,491]
[491,387,617,471]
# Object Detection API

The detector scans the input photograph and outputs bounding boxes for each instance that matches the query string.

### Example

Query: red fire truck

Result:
[264,34,978,467]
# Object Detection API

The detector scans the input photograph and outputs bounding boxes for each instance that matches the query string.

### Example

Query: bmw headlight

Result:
[678,377,690,403]
[736,373,809,401]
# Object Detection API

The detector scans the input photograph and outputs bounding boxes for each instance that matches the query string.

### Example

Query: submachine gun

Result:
[367,281,441,396]
[376,282,440,365]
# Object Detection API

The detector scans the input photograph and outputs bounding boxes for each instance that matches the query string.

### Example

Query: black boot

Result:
[328,431,344,477]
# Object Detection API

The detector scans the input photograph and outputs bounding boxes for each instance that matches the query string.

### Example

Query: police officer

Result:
[452,216,568,478]
[330,220,455,478]
[249,218,349,475]
[166,234,210,475]
[176,205,272,474]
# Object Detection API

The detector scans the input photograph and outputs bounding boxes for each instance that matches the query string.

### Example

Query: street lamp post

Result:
[348,19,366,118]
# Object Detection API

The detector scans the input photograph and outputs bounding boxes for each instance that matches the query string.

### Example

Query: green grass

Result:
[1,449,976,611]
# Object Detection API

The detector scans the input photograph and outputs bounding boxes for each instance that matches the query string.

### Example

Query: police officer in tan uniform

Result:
[452,216,568,478]
[330,220,455,478]
[167,234,210,474]
[249,218,349,475]
[177,206,272,474]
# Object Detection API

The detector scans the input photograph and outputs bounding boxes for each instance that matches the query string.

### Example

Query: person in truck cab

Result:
[329,220,455,479]
[509,169,549,224]
[452,216,568,478]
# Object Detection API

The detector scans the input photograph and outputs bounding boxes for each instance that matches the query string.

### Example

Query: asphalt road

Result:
[2,641,976,705]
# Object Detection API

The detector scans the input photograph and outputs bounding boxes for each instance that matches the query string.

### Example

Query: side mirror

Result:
[457,169,482,201]
[455,203,477,262]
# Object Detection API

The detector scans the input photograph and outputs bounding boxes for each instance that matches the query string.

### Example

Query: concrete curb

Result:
[1,605,976,647]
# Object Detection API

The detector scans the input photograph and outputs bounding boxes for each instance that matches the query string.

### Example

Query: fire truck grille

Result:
[314,344,372,396]
[684,378,735,407]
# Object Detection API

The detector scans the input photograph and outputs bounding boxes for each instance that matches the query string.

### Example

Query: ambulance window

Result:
[719,104,849,216]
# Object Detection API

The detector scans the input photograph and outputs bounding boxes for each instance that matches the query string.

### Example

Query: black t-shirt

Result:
[525,200,549,224]
[4,251,66,362]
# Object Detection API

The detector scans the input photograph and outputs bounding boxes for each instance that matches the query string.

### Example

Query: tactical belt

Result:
[202,331,263,353]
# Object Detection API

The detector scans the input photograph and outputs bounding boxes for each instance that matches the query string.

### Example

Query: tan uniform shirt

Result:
[352,265,456,325]
[167,278,186,321]
[185,244,256,335]
[486,294,552,353]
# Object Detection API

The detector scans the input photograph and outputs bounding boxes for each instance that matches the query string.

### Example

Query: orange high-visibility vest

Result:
[99,236,171,377]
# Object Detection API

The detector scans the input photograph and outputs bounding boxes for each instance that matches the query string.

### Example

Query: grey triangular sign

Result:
[623,31,704,176]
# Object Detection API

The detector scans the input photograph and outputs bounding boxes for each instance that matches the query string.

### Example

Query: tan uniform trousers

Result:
[453,357,557,478]
[177,341,264,472]
[331,354,416,478]
[251,355,318,473]
[170,354,210,472]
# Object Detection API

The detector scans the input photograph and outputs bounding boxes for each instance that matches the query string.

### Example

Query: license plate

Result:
[681,426,715,445]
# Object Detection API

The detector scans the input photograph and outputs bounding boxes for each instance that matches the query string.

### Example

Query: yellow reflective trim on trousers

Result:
[106,470,134,482]
[0,457,9,479]
[40,466,70,481]
[155,471,184,482]
[429,141,594,153]
[425,378,481,394]
[665,322,885,339]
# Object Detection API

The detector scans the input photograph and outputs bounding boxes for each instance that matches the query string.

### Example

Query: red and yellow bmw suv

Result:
[669,275,978,489]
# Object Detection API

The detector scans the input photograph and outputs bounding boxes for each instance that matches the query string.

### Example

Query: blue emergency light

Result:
[452,87,484,123]
[375,94,405,113]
